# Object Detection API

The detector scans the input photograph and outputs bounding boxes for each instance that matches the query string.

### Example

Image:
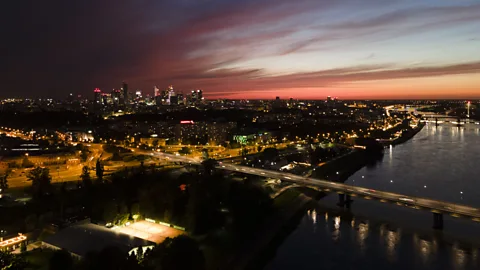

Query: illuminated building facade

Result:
[175,121,236,144]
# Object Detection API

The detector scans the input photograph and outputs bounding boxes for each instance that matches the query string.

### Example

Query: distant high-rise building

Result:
[191,90,197,103]
[94,88,102,110]
[177,93,184,105]
[102,93,112,105]
[154,86,160,97]
[166,85,175,105]
[170,95,178,105]
[273,96,283,109]
[112,89,121,105]
[67,93,74,103]
[327,96,332,103]
[197,89,203,101]
[122,81,128,105]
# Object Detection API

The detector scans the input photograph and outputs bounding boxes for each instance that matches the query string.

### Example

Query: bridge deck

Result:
[150,151,480,220]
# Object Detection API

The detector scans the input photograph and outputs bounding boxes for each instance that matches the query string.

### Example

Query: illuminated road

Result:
[150,151,480,220]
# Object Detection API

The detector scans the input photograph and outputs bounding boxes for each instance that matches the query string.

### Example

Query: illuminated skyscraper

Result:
[154,86,160,97]
[93,88,102,110]
[112,89,121,106]
[196,89,203,101]
[177,93,184,105]
[122,81,128,105]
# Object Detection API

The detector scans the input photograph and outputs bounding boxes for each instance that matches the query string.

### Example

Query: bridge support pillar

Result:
[337,193,345,207]
[433,213,444,230]
[337,194,353,208]
[345,194,353,209]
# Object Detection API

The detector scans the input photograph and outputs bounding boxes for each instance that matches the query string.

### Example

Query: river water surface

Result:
[264,123,480,270]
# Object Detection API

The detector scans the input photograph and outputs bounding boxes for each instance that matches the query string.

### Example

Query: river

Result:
[264,123,480,270]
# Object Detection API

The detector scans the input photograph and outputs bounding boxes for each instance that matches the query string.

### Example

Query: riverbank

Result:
[218,125,427,270]
[218,190,312,270]
[388,122,426,146]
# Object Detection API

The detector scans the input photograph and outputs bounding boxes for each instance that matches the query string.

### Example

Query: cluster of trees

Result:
[0,250,27,269]
[309,146,340,166]
[0,168,11,192]
[75,144,92,162]
[92,162,272,235]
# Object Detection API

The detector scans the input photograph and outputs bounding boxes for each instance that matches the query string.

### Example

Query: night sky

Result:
[1,0,480,99]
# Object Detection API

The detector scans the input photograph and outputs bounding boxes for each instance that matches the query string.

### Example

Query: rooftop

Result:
[43,223,153,257]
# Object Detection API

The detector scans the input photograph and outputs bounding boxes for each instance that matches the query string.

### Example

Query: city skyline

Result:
[1,0,480,99]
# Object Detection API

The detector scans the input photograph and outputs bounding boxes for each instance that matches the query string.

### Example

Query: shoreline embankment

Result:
[235,123,427,269]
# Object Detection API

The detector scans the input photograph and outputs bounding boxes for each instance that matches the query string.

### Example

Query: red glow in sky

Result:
[1,0,480,99]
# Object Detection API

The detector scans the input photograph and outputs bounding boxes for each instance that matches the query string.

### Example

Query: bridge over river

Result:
[148,151,480,230]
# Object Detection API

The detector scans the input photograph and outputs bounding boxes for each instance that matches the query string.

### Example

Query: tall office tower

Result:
[273,96,283,109]
[166,85,175,105]
[170,95,178,105]
[196,89,203,101]
[102,93,112,105]
[122,81,128,105]
[327,96,332,103]
[112,89,121,106]
[67,93,74,103]
[467,101,471,118]
[191,90,198,103]
[177,93,184,105]
[93,88,102,110]
[154,86,160,97]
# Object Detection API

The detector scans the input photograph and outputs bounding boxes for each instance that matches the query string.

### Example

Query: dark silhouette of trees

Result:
[0,168,11,192]
[262,147,279,161]
[201,159,217,175]
[77,246,140,270]
[80,166,92,189]
[21,156,34,168]
[27,167,52,198]
[0,250,27,269]
[227,181,272,233]
[49,249,74,270]
[143,236,205,270]
[96,159,104,182]
[179,147,191,155]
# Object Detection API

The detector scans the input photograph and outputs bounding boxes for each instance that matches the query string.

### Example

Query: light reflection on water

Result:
[265,124,480,270]
[264,209,480,270]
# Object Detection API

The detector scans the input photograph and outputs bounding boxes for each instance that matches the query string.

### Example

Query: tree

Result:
[262,147,279,161]
[27,167,52,198]
[80,166,92,189]
[0,168,11,192]
[130,203,140,220]
[134,246,144,263]
[201,159,217,176]
[0,250,27,270]
[103,201,117,224]
[21,156,34,168]
[95,159,104,182]
[201,148,209,160]
[240,147,249,157]
[77,246,141,270]
[152,139,159,148]
[49,249,74,270]
[20,241,27,253]
[159,236,205,270]
[179,147,191,155]
[25,214,37,231]
[80,151,89,162]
